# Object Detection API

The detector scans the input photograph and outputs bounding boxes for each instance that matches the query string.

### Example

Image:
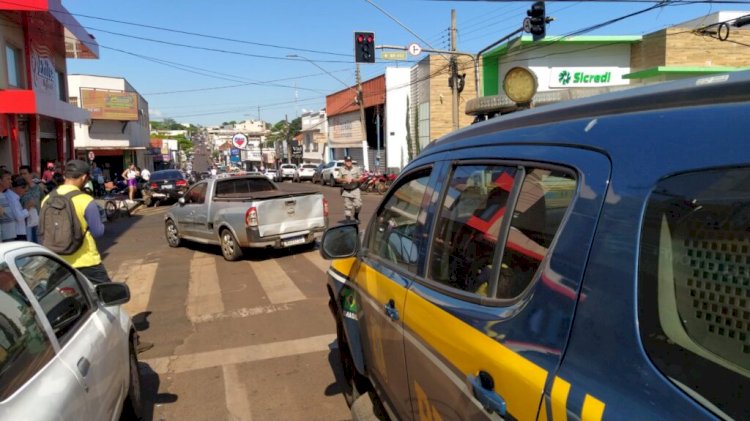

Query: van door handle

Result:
[468,371,506,416]
[384,299,399,321]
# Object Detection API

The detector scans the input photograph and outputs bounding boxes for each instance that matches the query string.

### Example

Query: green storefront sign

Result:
[558,70,612,86]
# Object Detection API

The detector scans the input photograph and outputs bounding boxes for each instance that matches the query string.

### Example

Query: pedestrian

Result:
[102,162,111,182]
[40,160,153,353]
[0,171,16,242]
[42,162,55,183]
[19,166,44,243]
[91,162,104,197]
[140,167,151,182]
[122,163,139,201]
[210,166,217,178]
[8,175,33,241]
[335,156,364,222]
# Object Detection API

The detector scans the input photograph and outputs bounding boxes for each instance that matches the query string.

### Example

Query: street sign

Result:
[231,133,248,149]
[523,17,532,33]
[88,151,95,161]
[407,43,422,56]
[230,148,240,156]
[382,51,407,61]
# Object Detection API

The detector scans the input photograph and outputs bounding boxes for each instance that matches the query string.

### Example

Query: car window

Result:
[639,166,750,421]
[185,183,207,204]
[429,165,575,298]
[0,264,55,401]
[366,169,432,273]
[215,178,276,197]
[15,255,94,345]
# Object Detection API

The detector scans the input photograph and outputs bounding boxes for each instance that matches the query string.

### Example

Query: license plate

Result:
[163,184,173,189]
[282,236,306,247]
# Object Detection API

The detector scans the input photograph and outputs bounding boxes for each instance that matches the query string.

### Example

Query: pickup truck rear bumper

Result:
[243,225,326,248]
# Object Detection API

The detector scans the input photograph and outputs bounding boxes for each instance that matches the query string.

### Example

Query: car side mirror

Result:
[178,197,186,206]
[320,223,360,259]
[95,282,131,306]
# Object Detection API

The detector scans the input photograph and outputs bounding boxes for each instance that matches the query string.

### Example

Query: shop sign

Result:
[232,133,248,149]
[549,67,625,88]
[31,45,58,97]
[230,148,240,156]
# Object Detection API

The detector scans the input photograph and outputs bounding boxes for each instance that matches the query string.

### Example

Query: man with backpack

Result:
[40,160,109,283]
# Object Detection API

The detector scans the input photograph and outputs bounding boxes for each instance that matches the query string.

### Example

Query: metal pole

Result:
[375,106,381,173]
[356,64,369,172]
[474,27,524,100]
[451,9,459,131]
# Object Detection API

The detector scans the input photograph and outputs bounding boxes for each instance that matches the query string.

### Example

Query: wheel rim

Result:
[166,221,179,245]
[222,232,235,257]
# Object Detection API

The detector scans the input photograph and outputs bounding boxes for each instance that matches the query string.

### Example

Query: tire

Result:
[376,182,386,195]
[121,335,143,420]
[105,200,117,220]
[220,229,243,261]
[165,219,182,248]
[336,319,367,407]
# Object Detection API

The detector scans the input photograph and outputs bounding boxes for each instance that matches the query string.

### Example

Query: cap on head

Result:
[64,159,90,179]
[11,175,28,188]
[344,156,352,161]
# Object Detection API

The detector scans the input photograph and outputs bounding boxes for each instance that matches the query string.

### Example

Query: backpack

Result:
[39,189,88,255]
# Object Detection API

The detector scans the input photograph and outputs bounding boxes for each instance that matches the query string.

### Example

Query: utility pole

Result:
[356,64,369,172]
[258,105,264,170]
[451,9,459,131]
[375,105,381,174]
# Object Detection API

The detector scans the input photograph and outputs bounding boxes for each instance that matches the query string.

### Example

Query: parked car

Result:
[263,168,277,182]
[277,163,297,182]
[144,169,189,206]
[0,242,141,420]
[293,163,318,182]
[320,160,356,187]
[320,72,750,420]
[311,163,326,184]
[165,174,328,261]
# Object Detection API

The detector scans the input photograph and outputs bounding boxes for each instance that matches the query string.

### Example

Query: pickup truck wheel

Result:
[165,219,181,248]
[220,229,243,261]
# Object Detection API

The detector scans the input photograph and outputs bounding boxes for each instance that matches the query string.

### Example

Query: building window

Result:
[5,45,23,88]
[56,71,66,101]
[69,96,78,107]
[639,166,750,421]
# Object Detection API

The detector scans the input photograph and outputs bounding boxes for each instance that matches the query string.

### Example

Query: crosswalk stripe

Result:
[144,334,336,374]
[122,262,158,317]
[224,364,253,421]
[301,250,331,274]
[187,253,224,321]
[249,259,305,304]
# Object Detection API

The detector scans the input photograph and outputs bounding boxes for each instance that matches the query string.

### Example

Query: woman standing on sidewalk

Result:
[122,163,140,201]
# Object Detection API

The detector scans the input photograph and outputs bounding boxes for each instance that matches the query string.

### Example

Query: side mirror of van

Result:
[320,223,360,259]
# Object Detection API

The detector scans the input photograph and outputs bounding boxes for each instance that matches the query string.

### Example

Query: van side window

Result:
[366,170,432,273]
[639,166,750,421]
[429,166,576,298]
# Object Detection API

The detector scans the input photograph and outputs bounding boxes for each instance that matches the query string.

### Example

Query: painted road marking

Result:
[122,262,158,317]
[224,364,253,421]
[187,253,224,321]
[250,259,305,304]
[191,303,292,323]
[144,334,336,374]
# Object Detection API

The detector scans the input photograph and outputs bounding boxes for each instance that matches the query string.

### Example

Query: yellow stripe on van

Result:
[581,394,605,421]
[330,257,357,278]
[550,377,571,421]
[403,288,549,421]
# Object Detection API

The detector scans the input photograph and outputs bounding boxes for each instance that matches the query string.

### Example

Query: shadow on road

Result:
[324,340,346,399]
[135,362,179,421]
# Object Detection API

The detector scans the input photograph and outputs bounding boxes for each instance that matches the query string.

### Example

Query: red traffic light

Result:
[354,31,375,63]
[357,34,365,43]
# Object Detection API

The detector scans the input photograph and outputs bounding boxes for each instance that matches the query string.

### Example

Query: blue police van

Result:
[321,71,750,421]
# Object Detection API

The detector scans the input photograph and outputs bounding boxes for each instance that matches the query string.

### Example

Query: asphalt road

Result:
[100,180,384,421]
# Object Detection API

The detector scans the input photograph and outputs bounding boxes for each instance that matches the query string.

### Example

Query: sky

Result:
[63,0,750,127]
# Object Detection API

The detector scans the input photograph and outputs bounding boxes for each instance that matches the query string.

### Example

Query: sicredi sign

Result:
[549,67,626,88]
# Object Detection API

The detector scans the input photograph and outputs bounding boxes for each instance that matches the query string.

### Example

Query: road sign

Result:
[88,151,95,161]
[523,17,532,33]
[232,133,248,149]
[382,51,407,61]
[407,43,422,57]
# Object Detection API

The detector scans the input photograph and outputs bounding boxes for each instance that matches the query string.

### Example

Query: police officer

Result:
[336,156,363,222]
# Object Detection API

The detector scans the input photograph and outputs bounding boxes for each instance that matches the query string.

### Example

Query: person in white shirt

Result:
[141,167,151,182]
[8,175,33,241]
[0,171,16,242]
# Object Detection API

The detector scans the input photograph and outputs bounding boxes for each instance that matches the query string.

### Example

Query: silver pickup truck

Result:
[164,175,328,260]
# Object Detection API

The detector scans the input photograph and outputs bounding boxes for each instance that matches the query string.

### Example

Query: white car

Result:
[320,160,356,187]
[0,242,142,420]
[293,163,318,182]
[278,164,298,182]
[264,168,277,182]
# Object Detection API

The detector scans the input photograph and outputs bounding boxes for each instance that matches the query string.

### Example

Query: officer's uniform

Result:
[338,162,362,221]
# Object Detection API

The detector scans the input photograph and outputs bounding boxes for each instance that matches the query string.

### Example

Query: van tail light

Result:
[176,179,188,187]
[245,207,258,227]
[323,198,329,217]
[150,183,158,190]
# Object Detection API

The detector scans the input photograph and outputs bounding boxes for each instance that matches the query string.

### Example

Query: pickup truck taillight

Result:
[150,183,157,190]
[176,179,188,187]
[245,207,258,227]
[323,198,329,217]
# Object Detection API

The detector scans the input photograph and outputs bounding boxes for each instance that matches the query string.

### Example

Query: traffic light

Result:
[354,31,375,63]
[527,1,546,42]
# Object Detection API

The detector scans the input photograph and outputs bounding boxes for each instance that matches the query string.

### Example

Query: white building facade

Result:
[384,68,410,172]
[299,109,327,164]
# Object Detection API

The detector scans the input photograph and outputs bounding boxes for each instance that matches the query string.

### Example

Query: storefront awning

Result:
[0,90,91,123]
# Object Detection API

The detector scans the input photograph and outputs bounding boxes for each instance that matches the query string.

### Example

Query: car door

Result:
[0,261,91,420]
[403,147,610,421]
[186,182,211,238]
[175,181,208,237]
[10,251,127,421]
[349,166,439,419]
